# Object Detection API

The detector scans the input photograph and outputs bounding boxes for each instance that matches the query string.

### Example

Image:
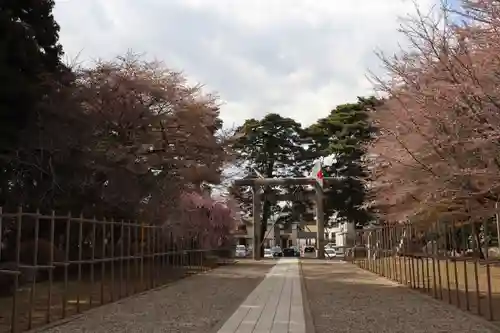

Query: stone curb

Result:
[299,259,317,333]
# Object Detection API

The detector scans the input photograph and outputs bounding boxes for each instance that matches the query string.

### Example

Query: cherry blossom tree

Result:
[0,52,235,257]
[367,0,500,226]
[171,192,236,249]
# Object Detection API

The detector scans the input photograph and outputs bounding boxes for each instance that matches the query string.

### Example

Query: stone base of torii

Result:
[233,177,336,260]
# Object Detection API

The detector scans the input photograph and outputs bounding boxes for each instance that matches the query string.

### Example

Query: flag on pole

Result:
[310,160,324,188]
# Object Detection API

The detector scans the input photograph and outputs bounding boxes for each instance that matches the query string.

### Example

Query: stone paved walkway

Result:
[217,258,304,333]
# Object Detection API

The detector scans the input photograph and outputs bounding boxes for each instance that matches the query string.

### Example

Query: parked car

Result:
[235,245,247,258]
[291,246,300,257]
[332,246,345,257]
[264,248,273,258]
[282,247,297,257]
[301,246,316,258]
[271,246,283,257]
[325,247,337,259]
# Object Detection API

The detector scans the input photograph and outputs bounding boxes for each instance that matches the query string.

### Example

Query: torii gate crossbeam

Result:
[233,177,337,260]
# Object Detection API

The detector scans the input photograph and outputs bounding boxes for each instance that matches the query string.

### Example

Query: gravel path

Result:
[35,261,274,333]
[301,260,499,333]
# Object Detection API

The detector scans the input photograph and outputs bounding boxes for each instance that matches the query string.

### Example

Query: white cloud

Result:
[54,0,437,127]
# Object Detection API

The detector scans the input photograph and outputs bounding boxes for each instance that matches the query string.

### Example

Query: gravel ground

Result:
[34,261,274,333]
[301,260,499,333]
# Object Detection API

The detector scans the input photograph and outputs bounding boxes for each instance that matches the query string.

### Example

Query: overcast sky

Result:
[54,0,438,128]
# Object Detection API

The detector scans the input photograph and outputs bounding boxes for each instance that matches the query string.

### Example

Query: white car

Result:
[264,248,273,258]
[325,247,337,259]
[235,245,247,258]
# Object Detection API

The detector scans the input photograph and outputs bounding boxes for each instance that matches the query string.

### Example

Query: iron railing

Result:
[350,221,500,326]
[0,207,233,333]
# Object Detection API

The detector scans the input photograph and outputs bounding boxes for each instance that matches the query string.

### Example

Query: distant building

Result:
[232,218,253,246]
[231,195,356,250]
[325,221,356,250]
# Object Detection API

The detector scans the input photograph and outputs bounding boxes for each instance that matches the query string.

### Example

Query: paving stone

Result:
[217,259,306,333]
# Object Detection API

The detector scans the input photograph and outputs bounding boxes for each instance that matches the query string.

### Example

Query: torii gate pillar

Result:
[252,185,262,260]
[315,183,325,259]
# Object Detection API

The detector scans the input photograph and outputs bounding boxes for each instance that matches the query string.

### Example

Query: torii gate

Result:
[233,177,336,260]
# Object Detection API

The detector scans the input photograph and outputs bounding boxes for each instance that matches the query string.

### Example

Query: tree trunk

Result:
[260,196,272,255]
[258,161,275,257]
[472,222,485,259]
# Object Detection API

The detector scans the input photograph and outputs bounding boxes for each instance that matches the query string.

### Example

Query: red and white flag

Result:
[310,160,324,188]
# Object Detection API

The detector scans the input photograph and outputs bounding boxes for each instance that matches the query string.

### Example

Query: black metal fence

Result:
[0,207,233,333]
[350,221,500,325]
